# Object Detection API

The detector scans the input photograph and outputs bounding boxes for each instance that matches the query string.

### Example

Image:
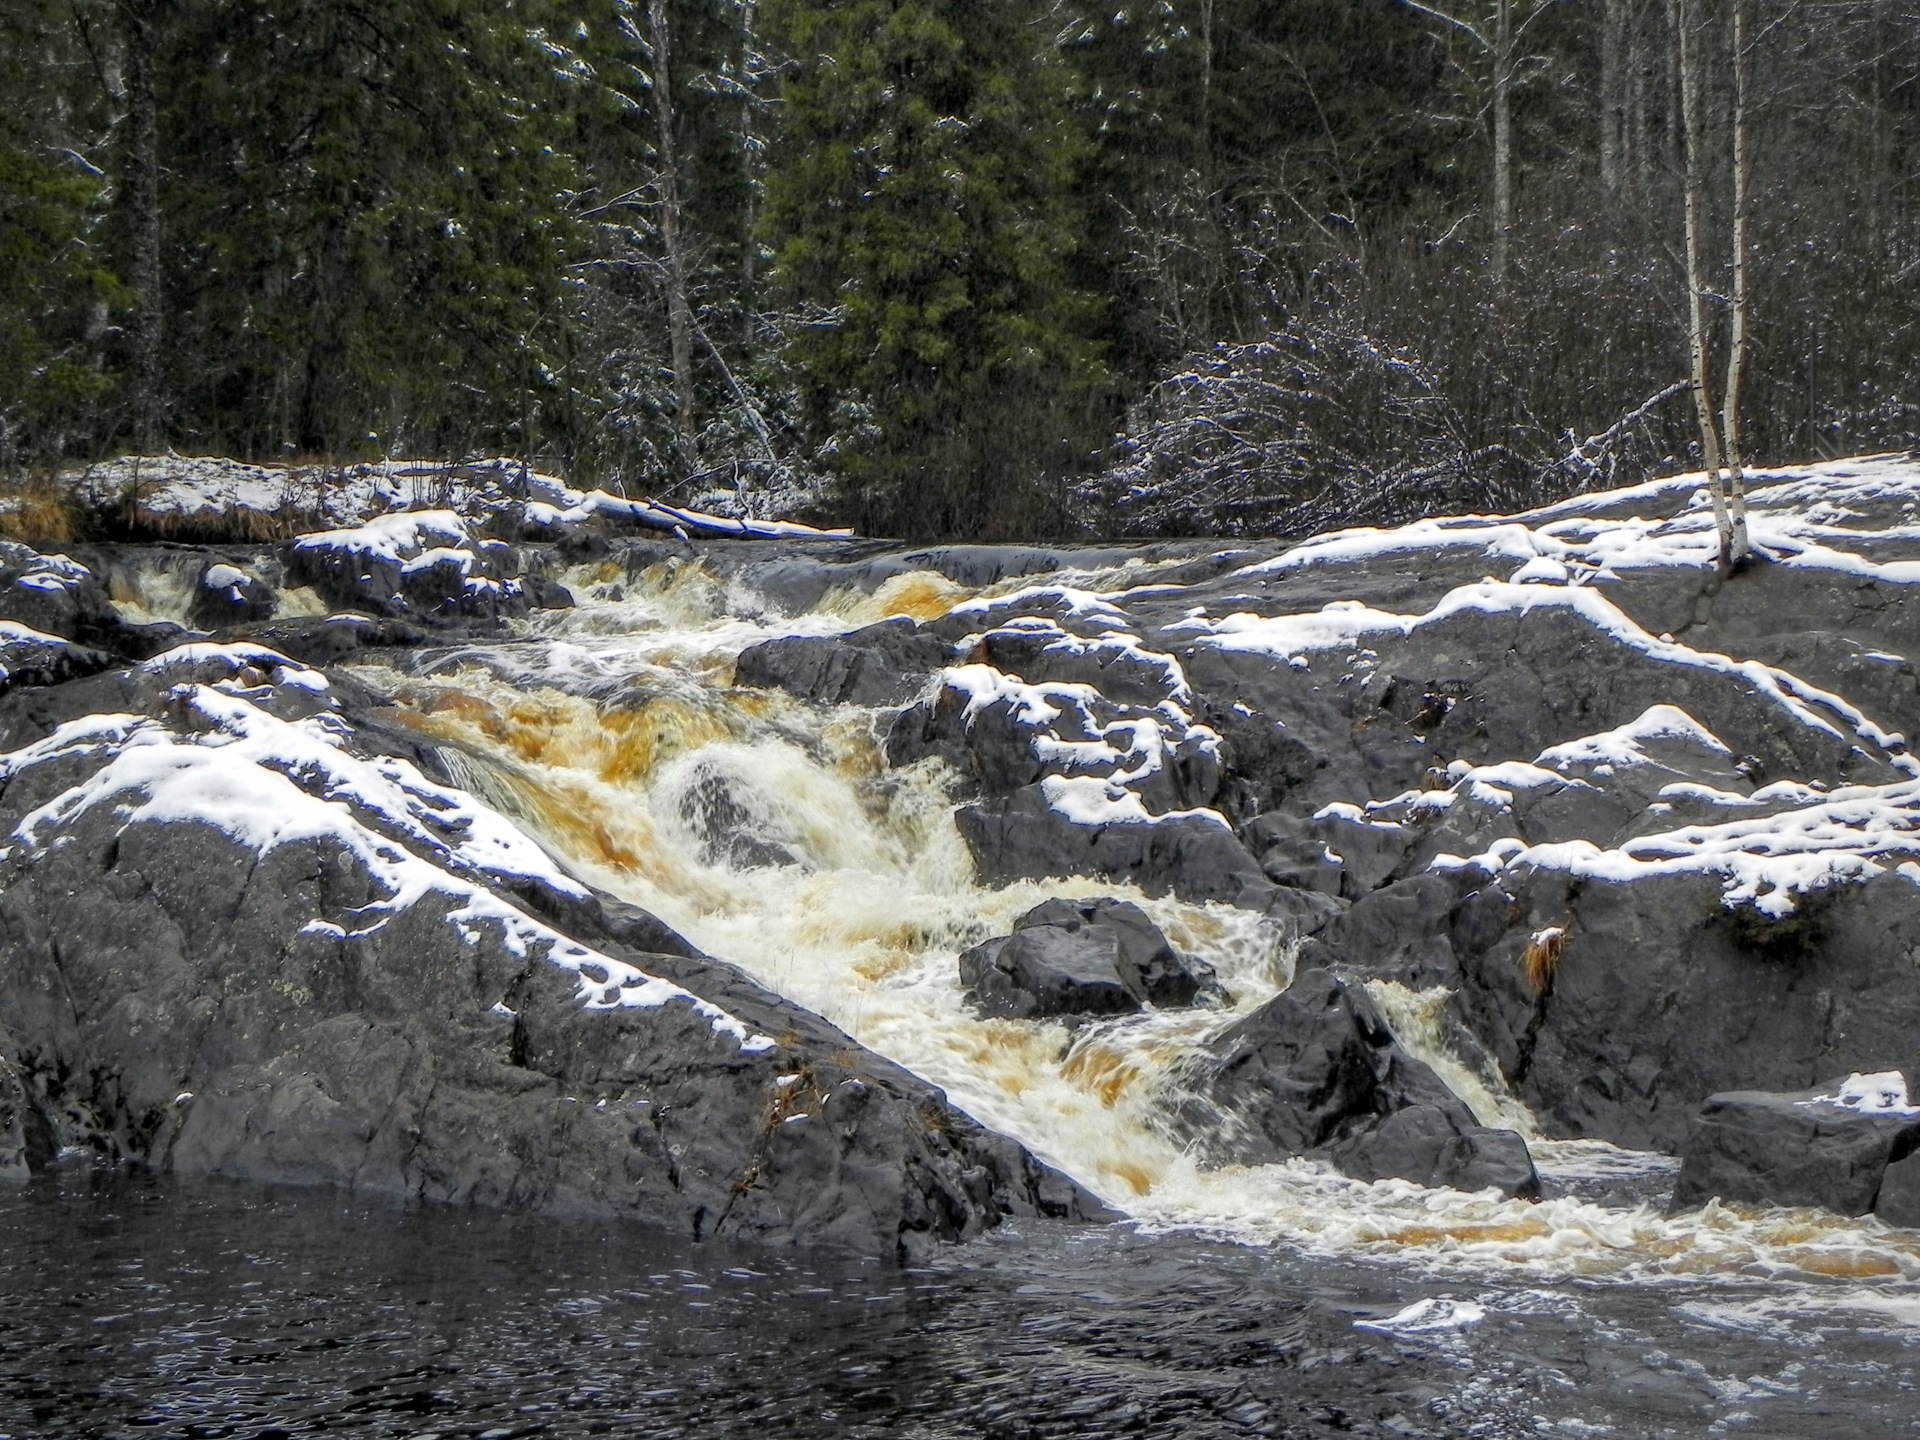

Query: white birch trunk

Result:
[649,0,698,444]
[1492,0,1513,282]
[1674,0,1734,568]
[1719,0,1752,563]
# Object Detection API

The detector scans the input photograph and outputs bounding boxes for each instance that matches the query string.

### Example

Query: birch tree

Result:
[1674,0,1751,569]
[1397,0,1560,283]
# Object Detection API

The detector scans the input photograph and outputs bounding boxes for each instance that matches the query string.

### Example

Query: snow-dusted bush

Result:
[1076,308,1536,538]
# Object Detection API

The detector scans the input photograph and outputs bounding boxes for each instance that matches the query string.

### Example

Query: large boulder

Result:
[960,926,1139,1020]
[1450,868,1920,1153]
[1174,968,1539,1197]
[734,617,955,706]
[956,783,1285,911]
[187,559,277,629]
[958,896,1212,1019]
[282,511,558,623]
[1671,1074,1920,1219]
[1019,896,1211,1007]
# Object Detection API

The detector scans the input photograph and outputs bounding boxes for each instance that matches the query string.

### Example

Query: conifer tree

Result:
[761,0,1104,537]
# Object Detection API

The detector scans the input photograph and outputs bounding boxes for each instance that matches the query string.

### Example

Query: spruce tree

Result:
[762,0,1104,537]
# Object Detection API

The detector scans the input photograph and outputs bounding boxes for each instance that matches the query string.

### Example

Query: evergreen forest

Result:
[1,0,1916,538]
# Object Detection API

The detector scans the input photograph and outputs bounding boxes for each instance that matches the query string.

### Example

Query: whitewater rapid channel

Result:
[9,543,1920,1438]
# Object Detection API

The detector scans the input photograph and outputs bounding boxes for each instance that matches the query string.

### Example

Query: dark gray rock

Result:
[959,927,1138,1020]
[1670,1085,1920,1217]
[970,624,1185,709]
[282,520,546,623]
[956,784,1280,910]
[735,617,954,707]
[1327,1100,1539,1198]
[0,1041,54,1183]
[188,560,277,629]
[1874,1149,1920,1228]
[0,675,1108,1257]
[0,628,112,696]
[1450,868,1920,1153]
[958,896,1214,1019]
[1175,968,1539,1198]
[1018,896,1210,1007]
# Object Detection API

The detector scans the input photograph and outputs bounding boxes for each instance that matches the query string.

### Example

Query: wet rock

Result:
[1670,1081,1920,1217]
[188,560,277,629]
[283,512,533,623]
[960,927,1139,1020]
[675,767,803,870]
[1019,896,1211,1007]
[955,784,1280,910]
[958,897,1212,1019]
[735,617,955,707]
[0,659,1108,1256]
[1874,1149,1920,1227]
[0,1042,54,1182]
[239,614,434,667]
[1449,869,1920,1153]
[1176,968,1539,1198]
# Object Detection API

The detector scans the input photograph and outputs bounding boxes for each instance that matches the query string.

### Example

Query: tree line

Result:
[1,0,1915,538]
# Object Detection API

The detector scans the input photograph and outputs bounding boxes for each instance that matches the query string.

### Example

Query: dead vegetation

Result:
[1521,926,1569,994]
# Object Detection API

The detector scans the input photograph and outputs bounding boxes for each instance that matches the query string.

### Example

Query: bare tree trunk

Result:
[738,0,758,340]
[1198,0,1214,175]
[123,0,163,454]
[1719,0,1752,562]
[1674,0,1733,569]
[1492,0,1513,281]
[1601,0,1626,192]
[1629,3,1651,202]
[648,0,697,445]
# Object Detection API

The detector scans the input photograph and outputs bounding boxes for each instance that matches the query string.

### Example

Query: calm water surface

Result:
[3,1169,1918,1440]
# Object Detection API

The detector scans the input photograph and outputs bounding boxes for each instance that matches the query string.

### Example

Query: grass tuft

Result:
[1521,925,1568,994]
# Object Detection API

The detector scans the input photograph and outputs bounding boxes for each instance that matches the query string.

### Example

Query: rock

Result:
[0,542,110,641]
[958,896,1214,1019]
[1016,896,1211,1007]
[283,512,533,623]
[1874,1150,1920,1228]
[1175,968,1539,1198]
[674,766,803,870]
[1670,1079,1920,1217]
[735,616,954,707]
[1328,1100,1539,1198]
[0,1042,54,1183]
[1449,869,1920,1153]
[188,560,277,629]
[0,653,1109,1256]
[956,784,1281,910]
[959,928,1139,1020]
[0,625,112,696]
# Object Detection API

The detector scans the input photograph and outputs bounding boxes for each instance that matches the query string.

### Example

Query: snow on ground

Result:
[52,454,851,541]
[997,456,1920,920]
[0,642,773,1052]
[1241,452,1920,584]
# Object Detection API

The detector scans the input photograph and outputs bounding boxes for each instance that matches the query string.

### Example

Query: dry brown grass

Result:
[1521,926,1569,994]
[0,478,80,544]
[130,503,294,544]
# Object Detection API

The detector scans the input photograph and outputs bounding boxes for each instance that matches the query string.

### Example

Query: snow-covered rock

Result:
[0,641,1103,1252]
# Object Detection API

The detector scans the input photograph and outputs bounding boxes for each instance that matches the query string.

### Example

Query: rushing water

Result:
[356,555,1920,1287]
[13,548,1920,1437]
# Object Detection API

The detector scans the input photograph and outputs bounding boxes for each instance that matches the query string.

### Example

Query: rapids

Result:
[352,554,1920,1293]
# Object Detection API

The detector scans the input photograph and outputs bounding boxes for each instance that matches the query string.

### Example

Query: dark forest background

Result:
[1,0,1916,538]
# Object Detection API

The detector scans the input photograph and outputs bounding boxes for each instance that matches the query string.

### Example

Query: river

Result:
[7,544,1920,1437]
